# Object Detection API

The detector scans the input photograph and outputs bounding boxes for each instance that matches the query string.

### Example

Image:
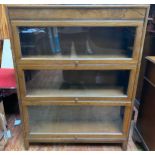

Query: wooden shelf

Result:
[27,87,126,98]
[23,49,131,60]
[28,106,123,134]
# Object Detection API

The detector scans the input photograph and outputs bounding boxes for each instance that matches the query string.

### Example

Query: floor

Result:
[3,114,141,151]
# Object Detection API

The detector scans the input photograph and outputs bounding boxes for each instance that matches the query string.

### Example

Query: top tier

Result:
[7,4,149,20]
[7,5,149,65]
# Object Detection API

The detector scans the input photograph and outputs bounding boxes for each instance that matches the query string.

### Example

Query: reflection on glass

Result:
[19,26,136,58]
[24,70,129,97]
[28,106,124,134]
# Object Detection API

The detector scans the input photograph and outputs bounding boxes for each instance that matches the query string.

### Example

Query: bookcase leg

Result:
[24,139,29,150]
[122,141,128,151]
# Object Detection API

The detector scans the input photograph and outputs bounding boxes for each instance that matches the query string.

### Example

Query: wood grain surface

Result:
[6,4,149,150]
[0,5,9,40]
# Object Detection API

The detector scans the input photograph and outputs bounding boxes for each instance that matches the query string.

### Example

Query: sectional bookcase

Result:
[6,5,149,150]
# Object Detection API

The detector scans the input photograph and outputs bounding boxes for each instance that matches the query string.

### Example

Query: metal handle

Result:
[74,61,79,66]
[75,97,79,103]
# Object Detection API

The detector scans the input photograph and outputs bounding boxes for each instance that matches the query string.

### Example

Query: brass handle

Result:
[74,61,79,66]
[75,98,79,103]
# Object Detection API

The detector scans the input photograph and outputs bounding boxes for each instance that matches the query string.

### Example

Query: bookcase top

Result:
[6,4,149,9]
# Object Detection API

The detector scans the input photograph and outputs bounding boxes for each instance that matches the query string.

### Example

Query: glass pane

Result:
[28,106,125,134]
[24,70,130,97]
[19,26,136,59]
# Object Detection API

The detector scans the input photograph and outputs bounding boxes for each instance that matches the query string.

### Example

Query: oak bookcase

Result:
[6,4,149,150]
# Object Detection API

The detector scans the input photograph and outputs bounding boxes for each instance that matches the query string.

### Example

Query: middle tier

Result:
[18,68,136,101]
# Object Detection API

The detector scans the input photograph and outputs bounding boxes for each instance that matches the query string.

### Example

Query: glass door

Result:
[18,26,136,59]
[21,69,131,100]
[28,105,125,135]
[12,20,143,63]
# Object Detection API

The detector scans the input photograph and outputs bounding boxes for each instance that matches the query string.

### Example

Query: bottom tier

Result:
[27,106,125,135]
